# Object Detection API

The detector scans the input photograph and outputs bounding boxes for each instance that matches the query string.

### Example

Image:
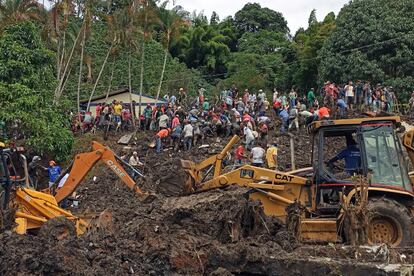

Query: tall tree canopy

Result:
[234,3,289,35]
[0,21,73,160]
[292,11,336,91]
[319,0,414,98]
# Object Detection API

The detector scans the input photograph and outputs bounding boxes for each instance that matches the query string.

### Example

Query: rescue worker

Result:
[47,160,61,188]
[170,122,182,150]
[28,156,46,189]
[234,145,247,167]
[250,144,265,167]
[129,151,143,167]
[266,143,278,170]
[182,120,194,151]
[155,128,170,154]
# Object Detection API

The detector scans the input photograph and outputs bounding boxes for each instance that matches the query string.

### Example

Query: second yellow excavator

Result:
[0,141,146,237]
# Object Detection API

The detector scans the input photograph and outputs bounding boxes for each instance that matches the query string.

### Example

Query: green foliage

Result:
[234,3,289,34]
[63,21,211,101]
[292,11,336,91]
[170,18,231,78]
[319,0,414,99]
[0,21,73,160]
[217,29,294,92]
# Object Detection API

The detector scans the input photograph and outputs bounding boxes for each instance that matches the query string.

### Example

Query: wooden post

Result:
[288,133,296,171]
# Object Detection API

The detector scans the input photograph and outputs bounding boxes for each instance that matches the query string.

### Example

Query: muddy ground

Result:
[1,113,414,275]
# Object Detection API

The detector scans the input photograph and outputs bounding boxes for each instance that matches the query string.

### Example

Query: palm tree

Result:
[115,3,139,125]
[77,0,93,114]
[86,13,117,111]
[155,1,185,104]
[135,0,158,116]
[0,0,43,29]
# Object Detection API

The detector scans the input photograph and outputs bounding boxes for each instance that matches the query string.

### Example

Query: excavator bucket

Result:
[78,210,115,235]
[180,159,197,192]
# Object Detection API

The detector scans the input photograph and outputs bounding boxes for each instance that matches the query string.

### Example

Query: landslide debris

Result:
[2,114,414,275]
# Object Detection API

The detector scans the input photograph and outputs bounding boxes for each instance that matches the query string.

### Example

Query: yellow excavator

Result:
[0,141,146,237]
[182,116,414,247]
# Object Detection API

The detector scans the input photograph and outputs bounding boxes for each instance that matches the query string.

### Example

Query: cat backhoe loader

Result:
[182,116,414,247]
[0,141,145,236]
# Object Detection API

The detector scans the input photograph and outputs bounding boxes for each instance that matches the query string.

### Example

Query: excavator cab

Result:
[311,117,413,215]
[0,144,30,209]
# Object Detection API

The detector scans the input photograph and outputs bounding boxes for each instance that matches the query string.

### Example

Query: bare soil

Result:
[1,114,414,275]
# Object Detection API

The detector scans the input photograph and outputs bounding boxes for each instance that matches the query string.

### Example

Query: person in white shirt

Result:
[250,145,265,167]
[345,81,354,110]
[129,151,143,167]
[273,88,279,103]
[182,120,194,151]
[244,125,255,149]
[158,113,169,129]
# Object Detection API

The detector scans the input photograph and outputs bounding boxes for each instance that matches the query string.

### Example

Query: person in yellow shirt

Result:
[113,101,122,123]
[266,143,278,169]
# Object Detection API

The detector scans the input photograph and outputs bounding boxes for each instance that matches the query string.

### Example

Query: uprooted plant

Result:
[340,174,370,246]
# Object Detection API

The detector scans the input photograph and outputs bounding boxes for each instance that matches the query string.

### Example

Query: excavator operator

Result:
[328,135,361,178]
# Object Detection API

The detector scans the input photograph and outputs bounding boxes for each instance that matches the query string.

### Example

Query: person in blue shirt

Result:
[337,98,348,118]
[328,136,361,176]
[48,160,62,187]
[279,107,289,134]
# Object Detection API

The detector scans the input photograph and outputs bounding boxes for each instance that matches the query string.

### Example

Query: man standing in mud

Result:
[266,143,278,170]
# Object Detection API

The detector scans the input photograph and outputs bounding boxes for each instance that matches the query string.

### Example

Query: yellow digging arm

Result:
[181,135,240,190]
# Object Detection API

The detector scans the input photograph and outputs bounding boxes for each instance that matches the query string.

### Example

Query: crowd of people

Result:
[69,81,412,170]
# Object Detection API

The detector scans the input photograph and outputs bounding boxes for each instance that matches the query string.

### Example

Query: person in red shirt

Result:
[242,112,251,123]
[234,145,247,166]
[155,128,170,153]
[121,106,131,131]
[95,103,103,124]
[318,106,330,120]
[258,122,268,140]
[243,89,249,105]
[171,115,180,129]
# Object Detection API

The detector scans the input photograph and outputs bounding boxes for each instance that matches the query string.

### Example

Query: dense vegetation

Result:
[0,22,73,160]
[0,0,413,158]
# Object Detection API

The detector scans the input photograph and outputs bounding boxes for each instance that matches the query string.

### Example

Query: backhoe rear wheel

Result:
[39,216,76,241]
[367,198,413,247]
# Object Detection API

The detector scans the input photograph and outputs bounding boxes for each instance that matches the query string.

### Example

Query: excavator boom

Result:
[54,141,144,203]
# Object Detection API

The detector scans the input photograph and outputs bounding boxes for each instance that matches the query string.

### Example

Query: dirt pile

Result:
[2,112,414,275]
[0,188,291,275]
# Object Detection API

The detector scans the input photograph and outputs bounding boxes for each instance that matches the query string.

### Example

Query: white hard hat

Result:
[32,156,41,162]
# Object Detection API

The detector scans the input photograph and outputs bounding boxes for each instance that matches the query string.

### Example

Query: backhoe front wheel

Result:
[367,198,413,247]
[39,216,76,241]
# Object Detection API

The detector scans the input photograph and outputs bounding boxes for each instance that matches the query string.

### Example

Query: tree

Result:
[319,0,414,99]
[234,3,289,35]
[308,9,317,28]
[209,11,219,26]
[136,0,159,116]
[155,2,185,103]
[0,0,43,30]
[171,18,231,77]
[0,22,73,160]
[292,11,336,91]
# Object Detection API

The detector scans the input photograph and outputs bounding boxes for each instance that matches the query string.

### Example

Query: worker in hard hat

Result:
[47,160,61,188]
[28,156,46,189]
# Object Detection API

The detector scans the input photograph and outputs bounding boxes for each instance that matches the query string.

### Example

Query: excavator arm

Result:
[181,136,311,219]
[54,141,144,203]
[181,135,240,191]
